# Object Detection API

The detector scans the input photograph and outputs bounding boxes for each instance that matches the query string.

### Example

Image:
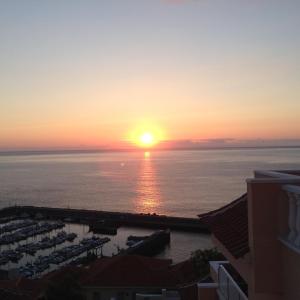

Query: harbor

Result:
[0,205,209,232]
[18,236,110,278]
[0,206,212,279]
[0,218,112,278]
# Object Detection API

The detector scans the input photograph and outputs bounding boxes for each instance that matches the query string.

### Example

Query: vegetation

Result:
[190,248,224,278]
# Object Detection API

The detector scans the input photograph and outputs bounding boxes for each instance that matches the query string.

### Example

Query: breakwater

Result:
[121,230,171,256]
[0,206,209,233]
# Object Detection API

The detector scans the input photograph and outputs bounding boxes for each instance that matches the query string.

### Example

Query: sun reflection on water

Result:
[135,152,161,214]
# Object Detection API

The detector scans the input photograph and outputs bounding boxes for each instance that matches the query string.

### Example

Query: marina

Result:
[15,231,78,256]
[18,236,110,278]
[0,217,111,278]
[0,207,212,279]
[0,219,37,234]
[0,220,65,245]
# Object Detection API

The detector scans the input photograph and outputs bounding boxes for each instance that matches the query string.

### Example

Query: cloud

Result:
[156,138,300,150]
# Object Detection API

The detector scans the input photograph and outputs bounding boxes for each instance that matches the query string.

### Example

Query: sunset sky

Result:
[0,0,300,150]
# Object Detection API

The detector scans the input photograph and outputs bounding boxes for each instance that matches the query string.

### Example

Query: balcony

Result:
[280,184,300,253]
[217,263,248,300]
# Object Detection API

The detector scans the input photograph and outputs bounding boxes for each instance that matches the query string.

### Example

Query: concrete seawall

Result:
[120,230,171,256]
[0,206,210,233]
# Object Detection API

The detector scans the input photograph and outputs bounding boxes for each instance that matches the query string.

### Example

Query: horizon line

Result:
[1,144,300,156]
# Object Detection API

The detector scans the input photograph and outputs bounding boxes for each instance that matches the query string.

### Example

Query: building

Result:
[0,277,44,299]
[0,255,200,300]
[198,170,300,300]
[41,255,200,300]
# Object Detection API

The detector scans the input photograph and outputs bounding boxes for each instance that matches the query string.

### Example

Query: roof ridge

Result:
[200,193,249,258]
[198,193,247,218]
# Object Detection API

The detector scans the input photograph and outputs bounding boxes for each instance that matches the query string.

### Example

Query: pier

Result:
[0,206,210,233]
[121,230,171,256]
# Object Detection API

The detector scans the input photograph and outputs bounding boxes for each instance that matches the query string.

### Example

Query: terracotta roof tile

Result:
[199,194,249,258]
[43,265,85,282]
[0,278,43,300]
[0,289,31,300]
[0,256,199,299]
[180,284,198,300]
[81,255,178,287]
[40,255,198,289]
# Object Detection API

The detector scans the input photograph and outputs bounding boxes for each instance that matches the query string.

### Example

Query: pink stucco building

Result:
[198,170,300,300]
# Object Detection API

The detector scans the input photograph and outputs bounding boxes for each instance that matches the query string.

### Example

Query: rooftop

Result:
[198,194,249,258]
[0,255,199,300]
[82,255,175,287]
[0,277,43,300]
[44,255,198,289]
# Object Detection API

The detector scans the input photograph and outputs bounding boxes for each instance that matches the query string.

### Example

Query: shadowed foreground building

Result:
[198,170,300,300]
[0,255,199,300]
[52,255,197,300]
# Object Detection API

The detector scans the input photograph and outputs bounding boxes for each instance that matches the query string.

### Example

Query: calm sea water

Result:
[0,148,300,217]
[0,148,299,264]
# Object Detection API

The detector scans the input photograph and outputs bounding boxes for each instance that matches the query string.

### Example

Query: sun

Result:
[128,123,165,148]
[140,132,155,146]
[138,131,157,147]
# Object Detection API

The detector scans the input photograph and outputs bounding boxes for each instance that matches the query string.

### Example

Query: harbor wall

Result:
[0,206,210,233]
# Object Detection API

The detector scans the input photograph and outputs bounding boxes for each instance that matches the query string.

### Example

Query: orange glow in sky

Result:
[0,1,299,150]
[128,123,165,149]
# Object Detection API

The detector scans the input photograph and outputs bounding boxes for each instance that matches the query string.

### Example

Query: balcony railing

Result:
[283,184,300,248]
[218,264,248,300]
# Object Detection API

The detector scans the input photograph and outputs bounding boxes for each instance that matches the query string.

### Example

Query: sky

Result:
[0,0,300,150]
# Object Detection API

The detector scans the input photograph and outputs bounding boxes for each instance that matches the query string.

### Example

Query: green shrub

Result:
[190,248,224,278]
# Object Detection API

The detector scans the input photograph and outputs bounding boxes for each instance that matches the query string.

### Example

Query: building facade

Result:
[198,170,300,300]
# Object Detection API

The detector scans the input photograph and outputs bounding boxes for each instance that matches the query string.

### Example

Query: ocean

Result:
[0,148,300,216]
[0,148,299,264]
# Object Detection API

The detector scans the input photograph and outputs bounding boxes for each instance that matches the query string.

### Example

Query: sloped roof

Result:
[170,260,198,283]
[0,278,43,300]
[0,289,31,300]
[44,255,198,289]
[198,194,249,258]
[81,255,178,287]
[180,284,198,300]
[0,256,200,299]
[43,265,84,282]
